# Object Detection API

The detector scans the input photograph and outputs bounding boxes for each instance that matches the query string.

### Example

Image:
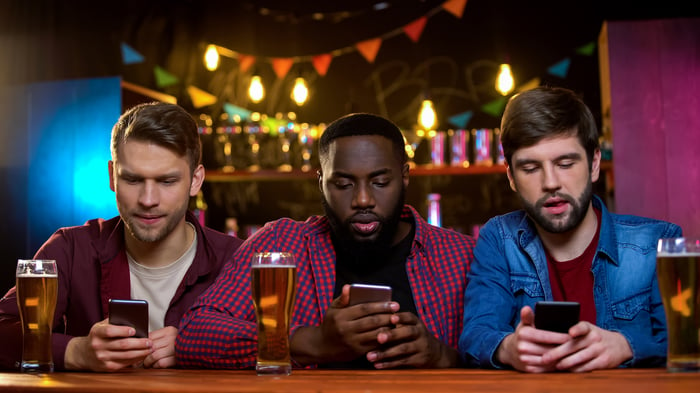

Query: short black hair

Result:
[318,113,407,166]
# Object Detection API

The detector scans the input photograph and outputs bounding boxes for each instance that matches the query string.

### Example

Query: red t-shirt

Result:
[545,207,601,325]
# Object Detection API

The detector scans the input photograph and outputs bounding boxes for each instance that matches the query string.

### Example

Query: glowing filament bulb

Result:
[292,77,309,106]
[204,45,219,71]
[496,63,514,96]
[418,99,436,130]
[249,75,264,103]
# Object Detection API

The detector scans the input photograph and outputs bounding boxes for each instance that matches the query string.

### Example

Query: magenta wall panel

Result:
[606,18,700,237]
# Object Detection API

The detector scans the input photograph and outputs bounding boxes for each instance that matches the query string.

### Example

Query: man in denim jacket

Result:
[458,86,682,372]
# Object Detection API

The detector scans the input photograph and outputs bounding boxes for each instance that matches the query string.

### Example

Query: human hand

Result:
[496,306,571,373]
[290,284,398,364]
[541,322,632,372]
[367,312,459,369]
[143,326,178,369]
[64,318,153,372]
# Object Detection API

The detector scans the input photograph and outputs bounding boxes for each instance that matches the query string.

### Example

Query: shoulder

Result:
[606,212,682,245]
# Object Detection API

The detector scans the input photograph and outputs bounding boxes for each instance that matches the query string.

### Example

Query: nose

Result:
[138,181,159,208]
[541,163,561,192]
[352,182,375,209]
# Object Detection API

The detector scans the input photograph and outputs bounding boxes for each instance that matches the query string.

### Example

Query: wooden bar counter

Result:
[0,368,697,393]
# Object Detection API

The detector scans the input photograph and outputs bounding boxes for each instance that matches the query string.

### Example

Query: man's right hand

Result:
[290,284,399,365]
[64,318,153,372]
[496,306,571,373]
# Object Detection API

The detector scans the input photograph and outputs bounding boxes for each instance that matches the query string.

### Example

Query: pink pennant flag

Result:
[238,54,256,73]
[443,0,467,18]
[272,58,294,79]
[356,38,382,63]
[403,16,428,43]
[312,54,333,76]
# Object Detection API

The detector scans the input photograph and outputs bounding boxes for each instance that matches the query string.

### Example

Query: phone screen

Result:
[108,299,149,338]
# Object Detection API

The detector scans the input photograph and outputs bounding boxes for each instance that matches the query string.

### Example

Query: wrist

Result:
[64,337,86,370]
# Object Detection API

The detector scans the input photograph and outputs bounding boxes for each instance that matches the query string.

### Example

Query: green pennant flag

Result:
[481,97,507,118]
[154,66,179,88]
[576,42,596,56]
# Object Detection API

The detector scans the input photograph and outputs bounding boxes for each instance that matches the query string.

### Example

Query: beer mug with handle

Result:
[657,238,700,372]
[16,259,58,373]
[251,252,297,376]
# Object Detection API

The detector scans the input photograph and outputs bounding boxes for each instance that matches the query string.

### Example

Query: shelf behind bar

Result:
[204,161,613,183]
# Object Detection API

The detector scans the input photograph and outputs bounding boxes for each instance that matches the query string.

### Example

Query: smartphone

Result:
[108,299,149,338]
[534,301,580,333]
[348,284,392,306]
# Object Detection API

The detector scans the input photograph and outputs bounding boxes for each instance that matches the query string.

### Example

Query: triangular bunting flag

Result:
[154,66,179,88]
[356,38,382,63]
[481,97,507,117]
[238,55,256,73]
[516,77,541,93]
[272,58,294,79]
[442,0,468,19]
[576,42,596,56]
[547,58,571,78]
[120,42,144,65]
[403,16,428,43]
[187,85,217,108]
[223,102,252,121]
[448,111,473,129]
[312,54,332,76]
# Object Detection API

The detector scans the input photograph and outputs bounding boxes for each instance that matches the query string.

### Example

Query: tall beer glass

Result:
[16,259,58,373]
[657,238,700,372]
[251,252,296,376]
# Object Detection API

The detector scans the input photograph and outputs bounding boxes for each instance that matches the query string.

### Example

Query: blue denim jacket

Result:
[458,195,682,368]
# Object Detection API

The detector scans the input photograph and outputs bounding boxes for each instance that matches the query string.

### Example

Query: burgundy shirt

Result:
[0,211,242,370]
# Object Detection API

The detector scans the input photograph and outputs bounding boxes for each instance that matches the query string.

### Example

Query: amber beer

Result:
[251,252,296,376]
[656,238,700,372]
[16,259,58,373]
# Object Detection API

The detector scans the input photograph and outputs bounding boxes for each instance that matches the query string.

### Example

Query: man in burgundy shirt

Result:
[0,102,243,372]
[176,113,475,369]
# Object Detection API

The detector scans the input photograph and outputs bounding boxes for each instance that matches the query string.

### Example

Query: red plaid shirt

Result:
[175,205,474,368]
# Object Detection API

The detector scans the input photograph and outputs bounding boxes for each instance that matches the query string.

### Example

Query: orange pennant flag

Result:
[312,54,333,76]
[187,85,217,108]
[238,54,256,73]
[403,16,428,43]
[272,58,294,79]
[356,38,382,63]
[443,0,467,18]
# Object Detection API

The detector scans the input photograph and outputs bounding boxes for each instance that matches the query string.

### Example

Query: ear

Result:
[317,169,323,192]
[402,163,410,188]
[189,164,205,197]
[108,161,116,192]
[590,148,601,183]
[506,165,517,192]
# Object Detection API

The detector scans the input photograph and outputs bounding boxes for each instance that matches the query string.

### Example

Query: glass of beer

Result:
[251,252,296,376]
[657,238,700,372]
[16,259,58,373]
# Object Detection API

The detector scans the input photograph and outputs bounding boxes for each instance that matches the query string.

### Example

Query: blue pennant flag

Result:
[448,111,473,129]
[547,58,571,78]
[223,103,252,122]
[121,42,144,65]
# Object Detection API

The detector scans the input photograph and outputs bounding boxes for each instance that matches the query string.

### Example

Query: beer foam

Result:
[657,252,700,257]
[252,264,295,268]
[16,273,58,277]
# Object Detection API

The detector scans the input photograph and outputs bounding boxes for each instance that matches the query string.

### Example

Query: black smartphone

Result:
[108,299,149,338]
[534,301,580,333]
[348,284,392,306]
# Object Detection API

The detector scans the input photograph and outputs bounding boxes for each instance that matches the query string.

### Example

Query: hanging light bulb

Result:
[204,44,220,71]
[248,75,264,103]
[496,63,515,96]
[291,77,309,106]
[418,99,436,130]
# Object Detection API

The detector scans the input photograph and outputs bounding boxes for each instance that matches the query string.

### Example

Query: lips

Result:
[135,213,164,225]
[350,214,380,235]
[542,197,569,215]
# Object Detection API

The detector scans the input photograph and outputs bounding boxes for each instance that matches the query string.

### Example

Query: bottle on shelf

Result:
[426,193,442,227]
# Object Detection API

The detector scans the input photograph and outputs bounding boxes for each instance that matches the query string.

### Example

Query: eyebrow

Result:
[118,169,183,180]
[330,168,392,179]
[514,152,583,167]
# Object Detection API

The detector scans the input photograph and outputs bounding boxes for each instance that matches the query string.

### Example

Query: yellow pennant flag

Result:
[187,85,217,108]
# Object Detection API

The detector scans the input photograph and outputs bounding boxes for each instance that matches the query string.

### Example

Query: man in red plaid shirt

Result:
[176,113,475,369]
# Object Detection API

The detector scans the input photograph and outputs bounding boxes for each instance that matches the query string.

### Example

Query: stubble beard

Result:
[121,200,189,244]
[520,178,594,234]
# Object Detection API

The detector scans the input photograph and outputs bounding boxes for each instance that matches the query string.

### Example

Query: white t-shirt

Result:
[127,223,197,332]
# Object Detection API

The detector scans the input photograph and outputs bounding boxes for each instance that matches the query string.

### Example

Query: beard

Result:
[120,200,189,244]
[322,187,405,262]
[520,178,594,234]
